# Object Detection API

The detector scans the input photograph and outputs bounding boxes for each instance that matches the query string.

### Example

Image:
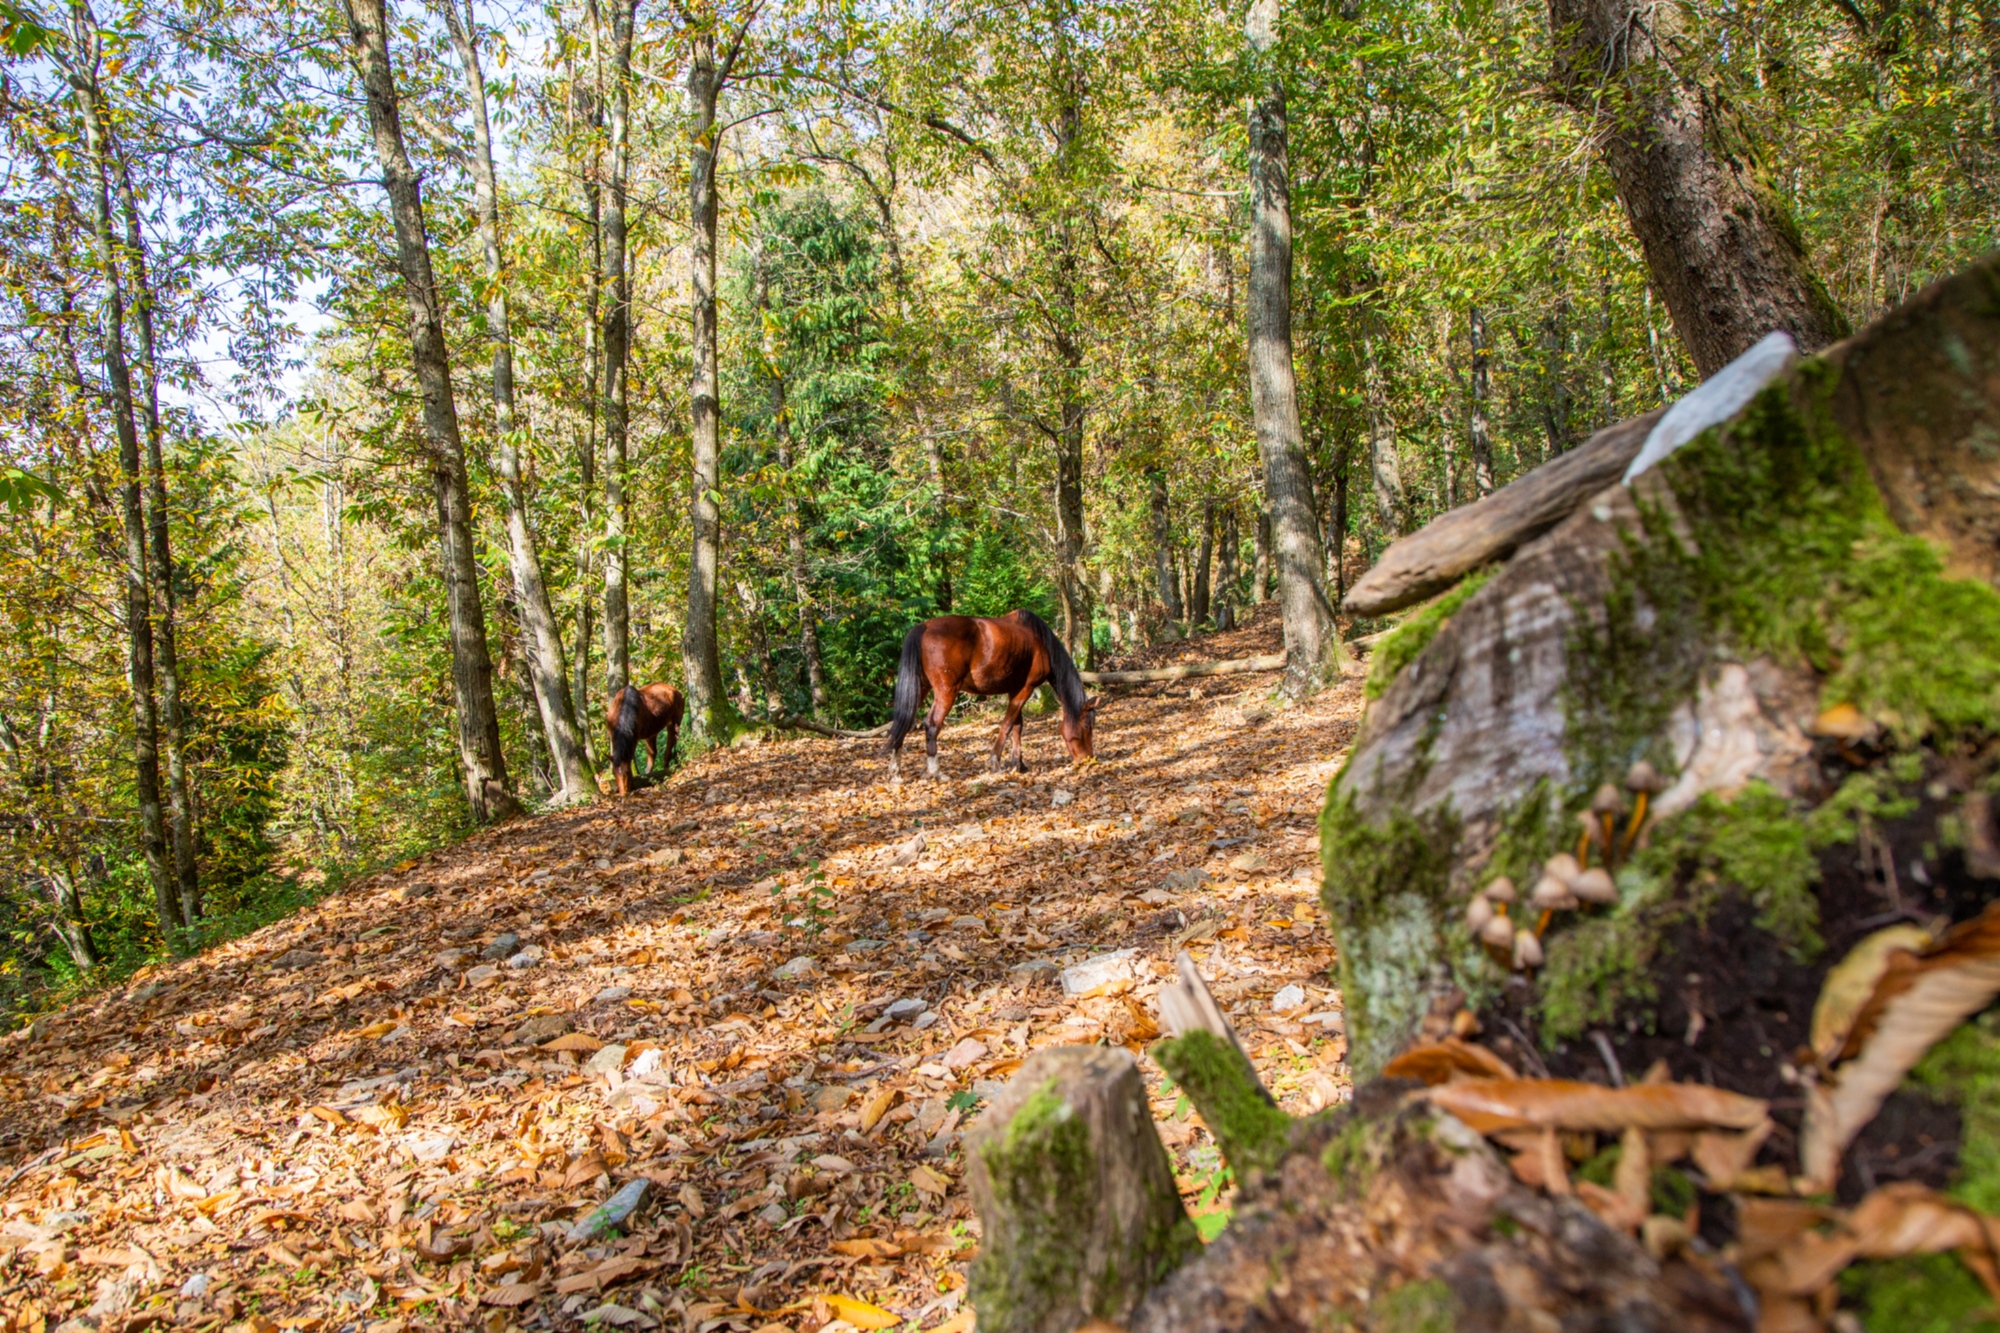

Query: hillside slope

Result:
[0,612,1362,1333]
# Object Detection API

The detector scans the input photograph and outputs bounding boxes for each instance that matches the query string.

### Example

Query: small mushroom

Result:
[1571,866,1618,904]
[1483,875,1517,904]
[1513,929,1544,969]
[1575,809,1601,863]
[1479,912,1516,949]
[1531,873,1578,911]
[1590,783,1625,859]
[1542,852,1582,886]
[1622,761,1666,854]
[1466,895,1496,934]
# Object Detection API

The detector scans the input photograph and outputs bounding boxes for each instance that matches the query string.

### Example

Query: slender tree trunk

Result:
[1148,469,1184,629]
[1468,305,1497,496]
[1329,437,1351,603]
[1547,0,1849,375]
[1053,321,1090,663]
[1215,507,1239,631]
[921,413,953,614]
[759,263,829,718]
[575,181,601,762]
[600,0,636,696]
[443,0,595,803]
[681,24,733,742]
[48,864,98,972]
[1191,497,1215,627]
[70,43,172,933]
[1360,319,1404,539]
[110,145,198,927]
[341,0,515,821]
[1247,0,1341,693]
[1253,508,1271,604]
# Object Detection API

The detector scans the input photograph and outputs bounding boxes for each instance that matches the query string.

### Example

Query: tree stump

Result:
[964,1045,1202,1333]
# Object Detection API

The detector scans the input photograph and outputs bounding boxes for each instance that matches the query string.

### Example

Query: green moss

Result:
[1367,1278,1457,1333]
[1319,1114,1390,1199]
[1839,1252,2000,1332]
[1320,788,1467,1078]
[969,1082,1095,1333]
[1152,1031,1293,1175]
[1645,783,1825,955]
[1538,909,1662,1042]
[1909,1010,2000,1214]
[1364,568,1496,701]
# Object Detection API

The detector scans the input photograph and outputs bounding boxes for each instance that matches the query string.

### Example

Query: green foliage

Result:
[1839,1253,2000,1333]
[1908,1011,2000,1215]
[1363,567,1494,701]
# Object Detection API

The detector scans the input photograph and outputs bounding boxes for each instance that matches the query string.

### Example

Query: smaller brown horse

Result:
[607,683,684,796]
[886,608,1098,780]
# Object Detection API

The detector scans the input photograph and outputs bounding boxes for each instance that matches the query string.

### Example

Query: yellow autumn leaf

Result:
[355,1019,398,1039]
[820,1294,901,1330]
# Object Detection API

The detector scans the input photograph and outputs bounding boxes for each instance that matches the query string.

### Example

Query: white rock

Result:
[179,1273,212,1298]
[912,1011,940,1031]
[1051,789,1075,807]
[1272,984,1306,1013]
[584,1044,628,1078]
[505,946,544,970]
[1061,948,1136,996]
[595,985,633,1003]
[773,956,821,981]
[885,998,928,1020]
[406,1133,455,1164]
[626,1048,667,1080]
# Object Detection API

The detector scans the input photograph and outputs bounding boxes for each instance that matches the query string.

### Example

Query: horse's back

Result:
[639,683,684,725]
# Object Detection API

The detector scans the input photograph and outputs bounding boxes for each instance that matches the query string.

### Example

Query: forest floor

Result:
[0,607,1365,1333]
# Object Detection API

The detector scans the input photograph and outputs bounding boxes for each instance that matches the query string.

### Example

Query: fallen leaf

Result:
[1809,924,1933,1063]
[1382,1038,1517,1085]
[859,1087,898,1133]
[482,1282,543,1307]
[830,1238,901,1259]
[1428,1078,1769,1134]
[817,1294,900,1330]
[1800,900,2000,1190]
[542,1033,606,1053]
[910,1164,949,1196]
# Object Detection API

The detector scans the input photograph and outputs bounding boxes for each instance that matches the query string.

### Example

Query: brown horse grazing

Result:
[885,609,1099,781]
[606,683,684,796]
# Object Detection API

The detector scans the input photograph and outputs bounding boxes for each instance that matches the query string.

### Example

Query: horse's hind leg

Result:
[996,688,1031,773]
[925,685,955,781]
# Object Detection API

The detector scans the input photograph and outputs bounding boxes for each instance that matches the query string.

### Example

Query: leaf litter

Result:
[0,612,1359,1333]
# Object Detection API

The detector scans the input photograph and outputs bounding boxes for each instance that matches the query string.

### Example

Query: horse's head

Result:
[1062,696,1101,762]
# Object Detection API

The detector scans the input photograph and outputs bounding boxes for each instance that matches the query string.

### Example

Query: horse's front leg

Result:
[925,686,956,781]
[995,690,1029,773]
[645,734,660,781]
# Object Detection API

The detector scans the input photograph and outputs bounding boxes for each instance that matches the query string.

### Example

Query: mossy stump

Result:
[965,1045,1201,1333]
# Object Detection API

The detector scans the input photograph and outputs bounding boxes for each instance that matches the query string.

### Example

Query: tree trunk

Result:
[1547,0,1849,376]
[70,33,173,938]
[1246,0,1341,694]
[1148,469,1183,629]
[600,0,637,697]
[1468,304,1497,497]
[681,23,735,743]
[111,142,199,927]
[574,153,602,764]
[1214,506,1239,631]
[443,0,595,803]
[1361,318,1404,539]
[1190,498,1215,627]
[1253,508,1271,604]
[341,0,515,822]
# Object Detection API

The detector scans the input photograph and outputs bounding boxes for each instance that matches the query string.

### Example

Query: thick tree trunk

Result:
[1148,469,1183,628]
[1190,497,1215,627]
[70,37,173,938]
[111,145,198,927]
[1547,0,1849,376]
[341,0,515,822]
[1468,304,1497,496]
[443,0,595,803]
[1246,0,1342,694]
[599,0,636,697]
[681,25,733,743]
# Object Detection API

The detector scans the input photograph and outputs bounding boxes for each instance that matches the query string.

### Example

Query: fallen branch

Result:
[1080,653,1285,686]
[1342,406,1663,618]
[766,714,891,740]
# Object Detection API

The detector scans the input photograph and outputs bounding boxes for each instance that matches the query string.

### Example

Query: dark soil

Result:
[1479,750,1999,1231]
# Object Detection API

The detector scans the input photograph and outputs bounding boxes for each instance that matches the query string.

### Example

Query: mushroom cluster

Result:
[1468,760,1667,973]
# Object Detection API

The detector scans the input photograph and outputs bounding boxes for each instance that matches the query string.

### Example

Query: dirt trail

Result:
[0,610,1363,1333]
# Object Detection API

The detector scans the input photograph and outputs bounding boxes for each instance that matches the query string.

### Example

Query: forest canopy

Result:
[0,0,1994,1003]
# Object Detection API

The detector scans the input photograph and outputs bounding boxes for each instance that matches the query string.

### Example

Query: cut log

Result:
[1078,654,1285,686]
[765,714,891,740]
[1341,407,1663,617]
[964,1045,1200,1333]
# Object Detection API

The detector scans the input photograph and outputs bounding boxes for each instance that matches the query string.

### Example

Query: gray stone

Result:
[756,1201,788,1227]
[1051,788,1075,807]
[434,949,467,969]
[178,1273,212,1299]
[269,949,321,971]
[584,1044,628,1078]
[1272,984,1306,1013]
[481,932,521,960]
[1061,949,1136,996]
[846,939,888,953]
[773,956,821,981]
[885,997,928,1021]
[463,964,501,986]
[912,1011,940,1031]
[506,1014,571,1046]
[506,947,544,970]
[595,985,633,1003]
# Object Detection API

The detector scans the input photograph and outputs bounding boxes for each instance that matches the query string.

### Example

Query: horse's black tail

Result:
[885,624,927,754]
[609,686,642,769]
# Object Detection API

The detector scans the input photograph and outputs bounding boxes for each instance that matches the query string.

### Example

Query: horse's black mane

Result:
[1013,609,1089,720]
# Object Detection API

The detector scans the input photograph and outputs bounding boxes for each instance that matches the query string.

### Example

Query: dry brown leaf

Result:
[1800,900,2000,1190]
[563,1152,609,1188]
[1428,1077,1768,1134]
[909,1164,949,1196]
[1808,924,1933,1063]
[1382,1037,1517,1086]
[552,1256,652,1294]
[541,1033,605,1053]
[481,1282,543,1308]
[859,1086,899,1133]
[1745,1183,2000,1307]
[830,1238,902,1259]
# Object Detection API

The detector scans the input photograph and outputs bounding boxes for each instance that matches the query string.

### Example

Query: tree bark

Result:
[1215,506,1239,631]
[341,0,515,822]
[1246,0,1341,694]
[599,0,637,697]
[1468,304,1497,496]
[1547,0,1849,376]
[1361,317,1404,538]
[1148,468,1183,628]
[758,264,829,719]
[1253,507,1271,604]
[443,0,596,804]
[111,139,198,927]
[1079,654,1284,686]
[680,20,739,744]
[1190,497,1215,627]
